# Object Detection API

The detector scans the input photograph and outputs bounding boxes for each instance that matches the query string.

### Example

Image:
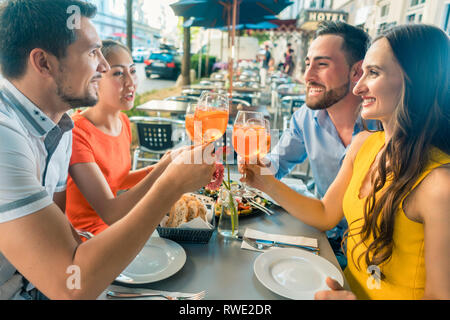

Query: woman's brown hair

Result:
[101,39,131,61]
[346,24,449,277]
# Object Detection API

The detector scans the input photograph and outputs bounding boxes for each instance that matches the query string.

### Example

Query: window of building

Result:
[381,4,389,17]
[407,14,416,23]
[377,22,386,35]
[418,14,423,22]
[377,21,396,35]
[410,0,425,7]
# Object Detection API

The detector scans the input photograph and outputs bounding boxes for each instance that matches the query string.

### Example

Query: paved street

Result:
[135,63,177,95]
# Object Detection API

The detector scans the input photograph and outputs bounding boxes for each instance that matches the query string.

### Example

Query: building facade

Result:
[332,0,450,38]
[282,0,449,79]
[90,0,161,49]
[293,0,348,75]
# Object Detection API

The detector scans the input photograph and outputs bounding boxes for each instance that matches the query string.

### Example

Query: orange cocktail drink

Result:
[232,123,271,163]
[185,113,195,141]
[194,108,229,144]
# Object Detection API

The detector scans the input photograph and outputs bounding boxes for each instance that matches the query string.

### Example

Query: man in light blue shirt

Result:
[267,22,374,269]
[270,107,371,199]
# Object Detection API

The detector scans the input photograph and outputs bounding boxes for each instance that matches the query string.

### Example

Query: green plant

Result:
[191,54,217,78]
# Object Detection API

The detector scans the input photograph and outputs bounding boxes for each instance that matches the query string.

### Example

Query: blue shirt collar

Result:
[313,107,366,135]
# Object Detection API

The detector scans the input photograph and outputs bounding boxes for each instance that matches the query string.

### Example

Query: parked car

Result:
[144,51,181,80]
[132,47,151,63]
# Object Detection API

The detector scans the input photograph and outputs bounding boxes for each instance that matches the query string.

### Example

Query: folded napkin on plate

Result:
[241,228,318,252]
[97,285,199,300]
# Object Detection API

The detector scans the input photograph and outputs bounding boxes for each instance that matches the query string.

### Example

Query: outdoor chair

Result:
[199,80,213,86]
[129,116,186,170]
[280,95,305,130]
[288,159,314,192]
[231,92,255,105]
[230,98,251,107]
[164,95,200,103]
[181,89,203,97]
[211,72,225,80]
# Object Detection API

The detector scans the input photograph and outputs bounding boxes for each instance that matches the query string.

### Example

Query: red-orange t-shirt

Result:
[66,111,132,236]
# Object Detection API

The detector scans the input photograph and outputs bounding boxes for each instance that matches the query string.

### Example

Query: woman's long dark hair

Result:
[347,24,449,276]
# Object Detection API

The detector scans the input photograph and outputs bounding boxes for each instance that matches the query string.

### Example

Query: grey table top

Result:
[136,100,190,114]
[188,84,263,93]
[107,177,349,300]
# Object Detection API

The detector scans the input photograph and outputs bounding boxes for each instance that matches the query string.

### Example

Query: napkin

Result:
[97,285,201,300]
[241,228,318,252]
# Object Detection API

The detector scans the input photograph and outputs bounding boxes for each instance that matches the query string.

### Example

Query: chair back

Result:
[136,122,173,151]
[281,95,305,115]
[231,93,254,105]
[181,89,203,97]
[130,117,186,152]
[164,95,199,103]
[230,98,251,107]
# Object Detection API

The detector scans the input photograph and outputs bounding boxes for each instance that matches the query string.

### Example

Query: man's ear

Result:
[350,60,363,83]
[28,48,54,77]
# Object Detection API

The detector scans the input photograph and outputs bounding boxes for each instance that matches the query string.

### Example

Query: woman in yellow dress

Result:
[241,24,449,299]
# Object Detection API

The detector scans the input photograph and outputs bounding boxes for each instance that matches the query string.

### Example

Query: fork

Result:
[243,197,274,216]
[106,290,206,300]
[243,237,319,255]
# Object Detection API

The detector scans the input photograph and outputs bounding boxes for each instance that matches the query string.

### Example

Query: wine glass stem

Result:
[241,170,252,197]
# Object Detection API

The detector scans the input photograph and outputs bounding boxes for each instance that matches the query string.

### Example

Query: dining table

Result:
[230,104,270,122]
[136,99,190,115]
[135,99,271,122]
[188,84,263,94]
[98,176,349,300]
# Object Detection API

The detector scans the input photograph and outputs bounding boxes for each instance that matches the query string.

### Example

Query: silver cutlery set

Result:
[106,290,206,300]
[243,196,275,216]
[242,236,319,254]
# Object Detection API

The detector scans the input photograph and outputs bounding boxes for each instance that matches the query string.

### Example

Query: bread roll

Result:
[166,194,208,227]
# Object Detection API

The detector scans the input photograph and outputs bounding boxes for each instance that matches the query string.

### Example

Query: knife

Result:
[244,236,319,252]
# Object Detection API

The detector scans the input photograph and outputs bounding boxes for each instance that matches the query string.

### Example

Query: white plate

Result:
[116,237,186,284]
[254,248,344,300]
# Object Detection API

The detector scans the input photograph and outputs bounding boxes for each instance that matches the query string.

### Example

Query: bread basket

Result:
[157,193,216,244]
[157,217,215,244]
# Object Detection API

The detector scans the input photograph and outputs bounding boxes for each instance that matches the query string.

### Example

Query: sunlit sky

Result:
[142,0,179,31]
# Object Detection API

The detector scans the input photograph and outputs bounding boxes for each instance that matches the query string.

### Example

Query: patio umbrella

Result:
[170,0,293,92]
[184,15,278,28]
[219,20,279,30]
[171,0,292,23]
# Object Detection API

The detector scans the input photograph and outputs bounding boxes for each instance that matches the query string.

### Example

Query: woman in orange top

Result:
[241,24,449,299]
[66,40,185,236]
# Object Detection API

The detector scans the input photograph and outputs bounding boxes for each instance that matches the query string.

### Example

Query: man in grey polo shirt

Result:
[0,0,215,300]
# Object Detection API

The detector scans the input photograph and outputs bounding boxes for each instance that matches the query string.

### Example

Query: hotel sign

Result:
[298,9,349,30]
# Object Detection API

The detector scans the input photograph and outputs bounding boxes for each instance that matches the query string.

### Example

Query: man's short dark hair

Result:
[315,21,371,66]
[0,0,97,79]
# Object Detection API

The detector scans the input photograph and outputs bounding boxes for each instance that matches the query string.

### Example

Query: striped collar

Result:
[0,79,73,137]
